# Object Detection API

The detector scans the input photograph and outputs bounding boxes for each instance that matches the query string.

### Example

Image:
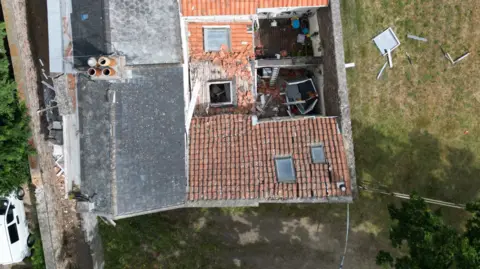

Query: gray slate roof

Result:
[77,78,113,214]
[112,66,186,217]
[77,66,186,218]
[74,0,186,218]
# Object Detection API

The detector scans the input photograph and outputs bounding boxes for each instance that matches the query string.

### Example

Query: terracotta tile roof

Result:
[181,0,329,16]
[188,115,351,201]
[188,22,253,53]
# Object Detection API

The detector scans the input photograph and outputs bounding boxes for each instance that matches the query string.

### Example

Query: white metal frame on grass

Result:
[372,27,401,56]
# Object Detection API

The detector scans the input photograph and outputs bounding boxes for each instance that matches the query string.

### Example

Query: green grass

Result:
[0,21,32,195]
[342,0,480,204]
[100,212,224,269]
[30,234,46,269]
[100,1,480,268]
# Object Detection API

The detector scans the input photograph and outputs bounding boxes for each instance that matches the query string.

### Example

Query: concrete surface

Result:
[316,3,357,197]
[80,213,104,269]
[62,114,81,195]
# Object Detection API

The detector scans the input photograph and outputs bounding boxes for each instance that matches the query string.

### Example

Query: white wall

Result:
[257,7,319,19]
[308,12,323,57]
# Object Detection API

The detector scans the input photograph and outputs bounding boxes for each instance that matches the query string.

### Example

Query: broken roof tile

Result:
[181,0,329,16]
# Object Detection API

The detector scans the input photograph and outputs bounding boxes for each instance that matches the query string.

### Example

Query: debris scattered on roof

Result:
[256,93,272,114]
[41,80,55,90]
[258,84,282,100]
[407,34,428,42]
[237,90,255,109]
[190,44,254,83]
[190,45,256,114]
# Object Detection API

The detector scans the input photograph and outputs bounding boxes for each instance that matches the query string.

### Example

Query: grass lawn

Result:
[343,0,480,204]
[100,1,480,268]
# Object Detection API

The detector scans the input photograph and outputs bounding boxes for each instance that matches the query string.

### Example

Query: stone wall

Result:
[316,2,357,197]
[317,7,339,116]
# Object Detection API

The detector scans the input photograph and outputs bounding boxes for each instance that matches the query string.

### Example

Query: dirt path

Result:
[2,0,93,268]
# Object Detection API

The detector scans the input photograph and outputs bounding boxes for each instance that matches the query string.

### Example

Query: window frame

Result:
[274,156,296,183]
[0,198,8,215]
[6,204,14,224]
[7,223,19,244]
[203,26,231,52]
[311,143,327,164]
[207,80,234,107]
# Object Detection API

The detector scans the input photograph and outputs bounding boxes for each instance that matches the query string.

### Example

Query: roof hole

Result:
[209,81,233,106]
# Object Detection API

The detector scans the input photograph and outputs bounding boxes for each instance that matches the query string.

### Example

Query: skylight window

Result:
[275,157,296,183]
[311,144,326,164]
[204,27,231,52]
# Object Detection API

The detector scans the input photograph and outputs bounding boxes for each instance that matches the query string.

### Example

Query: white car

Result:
[0,188,35,265]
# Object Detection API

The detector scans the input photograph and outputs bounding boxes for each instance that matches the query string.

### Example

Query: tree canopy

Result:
[0,22,32,195]
[377,194,480,269]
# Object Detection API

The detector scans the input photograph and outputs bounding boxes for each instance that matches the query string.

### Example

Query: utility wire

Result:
[359,185,466,209]
[336,186,464,269]
[339,203,350,269]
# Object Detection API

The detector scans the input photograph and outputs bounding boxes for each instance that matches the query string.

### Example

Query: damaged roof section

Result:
[181,0,329,16]
[184,1,356,204]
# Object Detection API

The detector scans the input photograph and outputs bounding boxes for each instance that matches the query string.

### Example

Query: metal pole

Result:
[339,203,350,269]
[37,105,59,114]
